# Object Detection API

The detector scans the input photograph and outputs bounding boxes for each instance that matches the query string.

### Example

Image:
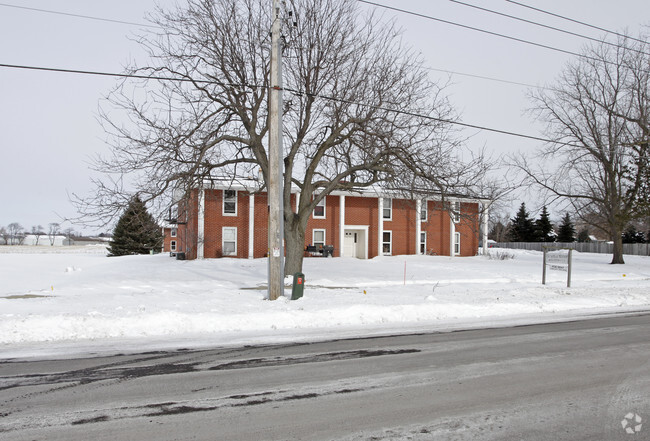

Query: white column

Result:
[482,201,489,256]
[339,195,345,257]
[197,188,205,259]
[415,199,422,255]
[449,213,456,258]
[378,197,384,257]
[248,194,255,259]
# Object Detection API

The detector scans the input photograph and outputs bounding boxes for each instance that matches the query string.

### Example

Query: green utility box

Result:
[291,272,305,300]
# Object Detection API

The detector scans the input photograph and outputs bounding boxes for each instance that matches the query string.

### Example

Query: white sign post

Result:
[542,247,573,288]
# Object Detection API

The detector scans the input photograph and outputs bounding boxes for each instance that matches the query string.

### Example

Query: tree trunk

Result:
[610,227,625,264]
[284,213,306,276]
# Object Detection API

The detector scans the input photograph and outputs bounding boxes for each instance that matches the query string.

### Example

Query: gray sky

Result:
[0,0,647,234]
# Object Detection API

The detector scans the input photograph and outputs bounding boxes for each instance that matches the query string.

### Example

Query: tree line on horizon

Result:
[489,203,649,245]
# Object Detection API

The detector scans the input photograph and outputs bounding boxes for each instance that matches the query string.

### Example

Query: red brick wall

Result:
[344,196,379,257]
[162,227,179,253]
[383,198,418,256]
[420,201,479,256]
[305,194,340,254]
[179,190,480,259]
[202,189,253,258]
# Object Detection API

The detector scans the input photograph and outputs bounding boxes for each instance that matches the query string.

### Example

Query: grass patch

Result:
[1,294,53,300]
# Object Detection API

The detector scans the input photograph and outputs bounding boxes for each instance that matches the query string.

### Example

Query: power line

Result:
[449,0,650,57]
[356,0,588,59]
[1,1,551,91]
[505,0,650,47]
[0,2,160,29]
[356,0,648,71]
[426,66,552,90]
[0,61,566,147]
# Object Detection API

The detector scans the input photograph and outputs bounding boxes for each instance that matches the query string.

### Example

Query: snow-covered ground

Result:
[1,245,649,358]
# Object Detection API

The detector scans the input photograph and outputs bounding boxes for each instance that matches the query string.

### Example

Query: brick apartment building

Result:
[163,182,490,260]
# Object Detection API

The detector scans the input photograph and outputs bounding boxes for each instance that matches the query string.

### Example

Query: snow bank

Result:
[1,248,649,356]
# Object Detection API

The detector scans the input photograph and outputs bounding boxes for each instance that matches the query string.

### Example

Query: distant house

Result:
[164,181,490,260]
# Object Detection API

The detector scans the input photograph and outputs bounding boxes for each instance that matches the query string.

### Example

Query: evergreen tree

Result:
[622,224,646,243]
[577,228,591,243]
[108,196,163,256]
[507,203,536,242]
[556,213,576,243]
[534,205,555,242]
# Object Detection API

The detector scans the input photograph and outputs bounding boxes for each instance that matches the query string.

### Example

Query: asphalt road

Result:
[1,313,649,440]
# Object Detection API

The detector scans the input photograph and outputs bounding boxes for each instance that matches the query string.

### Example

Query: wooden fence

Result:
[492,242,650,256]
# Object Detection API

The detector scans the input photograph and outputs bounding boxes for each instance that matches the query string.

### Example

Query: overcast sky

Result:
[0,0,647,234]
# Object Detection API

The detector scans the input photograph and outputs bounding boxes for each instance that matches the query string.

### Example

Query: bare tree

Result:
[0,227,7,245]
[513,32,650,264]
[80,0,487,273]
[7,222,24,245]
[48,222,61,246]
[31,225,45,246]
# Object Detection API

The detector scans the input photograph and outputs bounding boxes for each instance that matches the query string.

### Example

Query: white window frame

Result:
[420,201,427,222]
[382,230,392,255]
[222,227,237,256]
[171,228,177,237]
[454,232,461,255]
[223,190,238,216]
[170,240,177,252]
[313,229,326,248]
[420,232,427,254]
[313,196,326,219]
[383,198,392,220]
[453,201,461,223]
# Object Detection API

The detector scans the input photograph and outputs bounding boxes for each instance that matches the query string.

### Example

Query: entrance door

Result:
[344,232,357,258]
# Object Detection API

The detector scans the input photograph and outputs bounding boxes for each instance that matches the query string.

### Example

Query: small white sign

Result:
[273,247,280,257]
[542,247,573,287]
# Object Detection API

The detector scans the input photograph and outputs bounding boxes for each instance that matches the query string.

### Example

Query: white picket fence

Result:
[493,242,650,256]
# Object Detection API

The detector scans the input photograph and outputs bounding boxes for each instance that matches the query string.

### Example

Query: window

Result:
[313,229,325,248]
[454,232,461,255]
[453,201,460,223]
[383,198,392,220]
[420,232,427,254]
[170,240,177,252]
[222,227,237,256]
[223,190,237,216]
[382,231,392,255]
[313,196,326,218]
[171,228,177,238]
[420,201,427,221]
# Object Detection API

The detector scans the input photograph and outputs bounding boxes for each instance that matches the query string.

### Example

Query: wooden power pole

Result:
[268,0,285,300]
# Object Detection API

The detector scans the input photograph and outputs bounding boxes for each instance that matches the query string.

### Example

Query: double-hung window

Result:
[313,196,326,219]
[313,229,326,249]
[222,227,237,256]
[383,198,392,220]
[454,232,461,255]
[420,232,427,254]
[420,201,427,222]
[382,231,392,255]
[171,228,177,237]
[223,190,237,216]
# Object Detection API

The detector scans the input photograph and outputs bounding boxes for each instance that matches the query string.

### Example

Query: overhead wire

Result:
[449,0,650,57]
[356,0,650,73]
[0,2,160,29]
[505,0,650,47]
[0,0,559,91]
[0,62,573,147]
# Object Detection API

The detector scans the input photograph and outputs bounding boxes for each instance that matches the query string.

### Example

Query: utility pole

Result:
[268,0,285,300]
